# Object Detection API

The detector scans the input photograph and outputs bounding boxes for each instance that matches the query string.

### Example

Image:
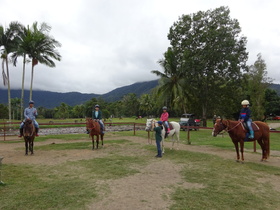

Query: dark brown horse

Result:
[23,119,36,155]
[212,119,270,162]
[86,118,104,150]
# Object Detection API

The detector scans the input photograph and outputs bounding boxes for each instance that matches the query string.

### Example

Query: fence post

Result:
[3,122,6,141]
[187,126,191,144]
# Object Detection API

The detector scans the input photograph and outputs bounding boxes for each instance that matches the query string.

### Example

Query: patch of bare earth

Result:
[0,134,279,209]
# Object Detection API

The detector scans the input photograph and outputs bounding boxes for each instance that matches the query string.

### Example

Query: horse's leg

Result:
[31,140,34,155]
[161,139,165,154]
[96,135,99,149]
[257,139,266,161]
[232,140,240,162]
[92,136,95,150]
[101,134,104,147]
[25,140,28,155]
[240,141,245,162]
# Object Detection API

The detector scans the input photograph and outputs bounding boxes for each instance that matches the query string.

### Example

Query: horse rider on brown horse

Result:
[19,100,39,137]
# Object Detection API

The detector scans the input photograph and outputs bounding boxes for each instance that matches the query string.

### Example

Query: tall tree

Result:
[11,23,31,120]
[0,22,22,122]
[166,6,248,125]
[26,22,61,100]
[139,94,154,117]
[151,48,186,113]
[247,53,272,120]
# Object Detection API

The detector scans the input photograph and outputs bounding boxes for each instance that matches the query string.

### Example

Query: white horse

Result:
[145,118,180,153]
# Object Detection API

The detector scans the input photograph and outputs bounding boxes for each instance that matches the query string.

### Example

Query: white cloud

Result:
[1,0,280,94]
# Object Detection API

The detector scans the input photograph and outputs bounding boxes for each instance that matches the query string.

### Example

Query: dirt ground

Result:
[1,130,280,209]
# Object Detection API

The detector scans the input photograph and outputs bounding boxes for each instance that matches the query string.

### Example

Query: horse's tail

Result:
[264,123,270,158]
[267,133,270,158]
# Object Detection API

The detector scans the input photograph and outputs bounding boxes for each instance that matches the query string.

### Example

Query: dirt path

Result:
[0,135,279,210]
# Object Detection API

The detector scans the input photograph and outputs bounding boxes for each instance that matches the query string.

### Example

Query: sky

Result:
[1,0,279,94]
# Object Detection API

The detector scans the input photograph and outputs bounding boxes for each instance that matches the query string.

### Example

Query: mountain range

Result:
[1,80,279,109]
[0,80,159,108]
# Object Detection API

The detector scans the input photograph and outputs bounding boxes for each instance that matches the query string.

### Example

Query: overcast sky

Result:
[1,0,279,94]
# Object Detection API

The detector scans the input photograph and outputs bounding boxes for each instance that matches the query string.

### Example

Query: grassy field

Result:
[1,119,280,209]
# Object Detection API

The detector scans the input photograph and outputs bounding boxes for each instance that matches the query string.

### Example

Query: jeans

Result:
[246,118,253,132]
[156,139,162,156]
[20,119,39,128]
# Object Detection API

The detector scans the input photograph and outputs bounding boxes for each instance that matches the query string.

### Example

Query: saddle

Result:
[163,122,173,131]
[241,122,259,132]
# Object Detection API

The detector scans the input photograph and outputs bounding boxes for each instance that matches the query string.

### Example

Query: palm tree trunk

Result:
[29,64,34,101]
[21,54,26,120]
[5,58,12,122]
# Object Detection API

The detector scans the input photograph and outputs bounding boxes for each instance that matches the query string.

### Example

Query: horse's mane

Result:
[23,119,35,136]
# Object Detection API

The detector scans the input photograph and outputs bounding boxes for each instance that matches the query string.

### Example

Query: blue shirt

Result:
[239,107,251,122]
[24,107,38,120]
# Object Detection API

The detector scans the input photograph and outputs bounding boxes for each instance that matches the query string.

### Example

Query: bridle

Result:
[216,120,242,133]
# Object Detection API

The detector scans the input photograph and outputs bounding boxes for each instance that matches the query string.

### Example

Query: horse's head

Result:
[23,119,35,137]
[145,119,156,131]
[86,118,93,128]
[212,119,227,137]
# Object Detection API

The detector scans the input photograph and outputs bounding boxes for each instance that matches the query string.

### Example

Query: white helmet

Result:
[241,100,250,105]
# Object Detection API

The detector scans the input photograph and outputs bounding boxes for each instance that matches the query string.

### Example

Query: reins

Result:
[225,121,242,132]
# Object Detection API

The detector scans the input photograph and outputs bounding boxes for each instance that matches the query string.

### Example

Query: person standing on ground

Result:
[154,121,163,158]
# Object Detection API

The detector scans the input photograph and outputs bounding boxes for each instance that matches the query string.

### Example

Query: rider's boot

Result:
[18,128,23,137]
[86,129,89,134]
[35,128,39,136]
[248,130,254,139]
[167,127,170,134]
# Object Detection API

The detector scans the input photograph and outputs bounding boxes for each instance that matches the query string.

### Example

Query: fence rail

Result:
[0,121,146,141]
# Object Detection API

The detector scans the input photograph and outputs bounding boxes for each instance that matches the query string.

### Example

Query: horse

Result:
[212,119,270,162]
[86,118,104,150]
[145,119,180,153]
[23,119,36,155]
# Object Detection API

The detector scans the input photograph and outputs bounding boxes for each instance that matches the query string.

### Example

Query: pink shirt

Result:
[160,112,169,121]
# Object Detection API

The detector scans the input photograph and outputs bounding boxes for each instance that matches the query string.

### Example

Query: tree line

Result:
[1,6,280,125]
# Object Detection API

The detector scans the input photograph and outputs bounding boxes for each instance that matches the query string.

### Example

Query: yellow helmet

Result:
[241,100,250,105]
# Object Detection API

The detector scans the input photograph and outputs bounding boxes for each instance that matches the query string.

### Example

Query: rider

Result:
[160,106,170,134]
[18,100,39,137]
[92,104,105,134]
[239,100,254,139]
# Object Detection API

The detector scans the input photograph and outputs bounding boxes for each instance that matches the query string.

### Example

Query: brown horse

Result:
[23,119,36,155]
[86,118,104,150]
[212,119,270,162]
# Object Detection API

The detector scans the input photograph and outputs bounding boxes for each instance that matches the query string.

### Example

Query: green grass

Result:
[0,152,147,210]
[35,139,129,150]
[1,129,280,209]
[162,150,280,210]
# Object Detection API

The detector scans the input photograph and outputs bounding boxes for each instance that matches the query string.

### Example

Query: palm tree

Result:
[11,22,28,120]
[12,22,61,101]
[29,22,61,100]
[0,22,22,122]
[151,47,186,112]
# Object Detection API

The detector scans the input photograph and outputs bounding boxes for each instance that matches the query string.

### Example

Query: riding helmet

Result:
[162,106,167,110]
[241,100,249,105]
[95,104,100,108]
[29,100,34,104]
